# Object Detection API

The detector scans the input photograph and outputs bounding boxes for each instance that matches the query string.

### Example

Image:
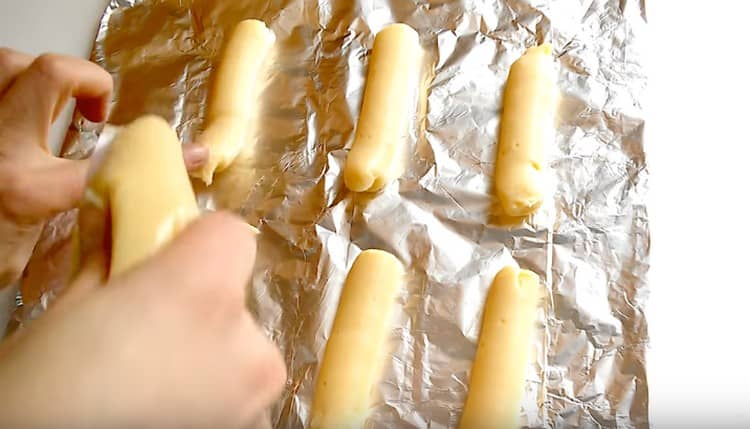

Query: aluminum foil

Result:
[19,0,650,427]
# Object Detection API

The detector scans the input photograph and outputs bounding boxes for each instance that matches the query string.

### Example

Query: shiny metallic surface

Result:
[20,0,649,427]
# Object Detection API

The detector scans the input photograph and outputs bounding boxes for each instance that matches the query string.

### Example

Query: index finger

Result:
[0,54,112,139]
[0,48,34,95]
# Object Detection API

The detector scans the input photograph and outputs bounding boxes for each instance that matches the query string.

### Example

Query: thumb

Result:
[51,252,106,310]
[33,157,89,216]
[5,155,89,223]
[113,212,257,302]
[67,253,107,296]
[0,249,105,355]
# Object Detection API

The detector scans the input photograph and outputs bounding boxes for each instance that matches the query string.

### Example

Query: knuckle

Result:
[0,168,30,222]
[31,54,66,85]
[0,47,15,69]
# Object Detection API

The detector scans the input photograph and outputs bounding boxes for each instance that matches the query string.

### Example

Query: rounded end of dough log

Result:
[510,43,555,78]
[500,194,544,218]
[85,115,180,257]
[235,19,276,44]
[518,43,553,62]
[536,43,553,56]
[493,265,540,295]
[194,116,248,185]
[130,114,170,127]
[96,115,177,181]
[344,163,378,193]
[125,115,175,140]
[377,23,419,44]
[356,249,404,271]
[495,165,545,217]
[347,249,405,284]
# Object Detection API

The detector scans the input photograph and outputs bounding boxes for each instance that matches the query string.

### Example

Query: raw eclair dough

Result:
[495,44,557,217]
[459,266,540,429]
[310,249,404,429]
[88,115,199,277]
[196,19,275,185]
[344,23,421,192]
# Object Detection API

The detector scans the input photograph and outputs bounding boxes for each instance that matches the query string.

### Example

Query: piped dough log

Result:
[494,44,557,217]
[88,115,199,277]
[344,23,421,192]
[459,266,540,429]
[310,249,404,429]
[196,19,275,185]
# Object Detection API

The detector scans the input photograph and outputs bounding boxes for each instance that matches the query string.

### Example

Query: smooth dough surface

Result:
[494,44,557,217]
[88,115,198,277]
[459,266,540,429]
[196,19,275,185]
[344,23,421,192]
[310,249,404,429]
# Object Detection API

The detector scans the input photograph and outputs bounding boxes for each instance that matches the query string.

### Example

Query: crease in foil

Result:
[16,0,649,427]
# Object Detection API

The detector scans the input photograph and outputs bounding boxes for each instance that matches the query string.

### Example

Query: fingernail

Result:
[183,144,209,170]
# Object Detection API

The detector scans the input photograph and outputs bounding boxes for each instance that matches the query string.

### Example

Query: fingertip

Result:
[188,211,258,281]
[182,143,209,172]
[77,70,112,122]
[77,96,111,123]
[194,211,257,247]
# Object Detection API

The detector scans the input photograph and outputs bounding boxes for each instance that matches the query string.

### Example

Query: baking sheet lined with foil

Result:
[19,0,650,427]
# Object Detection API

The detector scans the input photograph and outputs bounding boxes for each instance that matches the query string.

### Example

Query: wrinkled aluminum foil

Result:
[19,0,650,427]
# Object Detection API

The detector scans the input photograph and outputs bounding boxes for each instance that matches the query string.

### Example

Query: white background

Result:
[0,0,748,426]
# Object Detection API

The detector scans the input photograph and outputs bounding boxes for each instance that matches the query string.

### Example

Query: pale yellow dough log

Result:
[88,115,199,277]
[495,44,557,217]
[196,19,275,185]
[344,23,421,192]
[459,266,540,429]
[310,249,404,429]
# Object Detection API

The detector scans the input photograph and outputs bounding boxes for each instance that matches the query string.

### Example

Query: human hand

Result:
[0,48,208,288]
[0,212,286,429]
[0,48,112,287]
